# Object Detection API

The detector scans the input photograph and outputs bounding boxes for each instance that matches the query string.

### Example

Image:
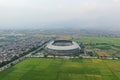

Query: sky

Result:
[0,0,120,29]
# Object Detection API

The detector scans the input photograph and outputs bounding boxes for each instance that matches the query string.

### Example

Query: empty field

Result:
[76,37,120,45]
[75,37,120,58]
[0,58,120,80]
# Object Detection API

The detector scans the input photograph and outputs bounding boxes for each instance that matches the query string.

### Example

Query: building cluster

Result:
[0,36,50,64]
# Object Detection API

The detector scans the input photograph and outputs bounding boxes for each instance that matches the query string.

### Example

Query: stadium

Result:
[45,40,81,56]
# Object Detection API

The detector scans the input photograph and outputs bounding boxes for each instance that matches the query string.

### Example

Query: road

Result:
[0,41,48,72]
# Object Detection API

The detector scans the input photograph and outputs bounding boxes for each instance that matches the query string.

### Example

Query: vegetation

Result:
[0,58,120,80]
[75,36,120,58]
[76,37,120,45]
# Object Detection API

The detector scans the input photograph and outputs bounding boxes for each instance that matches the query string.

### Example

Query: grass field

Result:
[0,58,120,80]
[75,36,120,57]
[76,37,120,45]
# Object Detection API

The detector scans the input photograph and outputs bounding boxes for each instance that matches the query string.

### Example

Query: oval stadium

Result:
[45,40,81,56]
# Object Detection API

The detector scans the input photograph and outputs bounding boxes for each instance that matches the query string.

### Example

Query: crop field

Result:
[76,37,120,45]
[0,58,120,80]
[75,37,120,58]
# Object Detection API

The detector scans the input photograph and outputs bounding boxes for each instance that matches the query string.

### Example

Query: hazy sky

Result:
[0,0,120,29]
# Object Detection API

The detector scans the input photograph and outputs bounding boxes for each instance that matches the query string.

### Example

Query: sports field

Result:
[0,58,120,80]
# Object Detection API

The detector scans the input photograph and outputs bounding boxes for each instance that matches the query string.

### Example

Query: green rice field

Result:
[76,37,120,45]
[0,58,120,80]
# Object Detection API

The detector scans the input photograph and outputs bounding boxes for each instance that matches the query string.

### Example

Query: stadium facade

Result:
[45,40,81,56]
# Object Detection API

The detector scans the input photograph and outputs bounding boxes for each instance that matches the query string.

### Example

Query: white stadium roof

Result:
[46,41,80,50]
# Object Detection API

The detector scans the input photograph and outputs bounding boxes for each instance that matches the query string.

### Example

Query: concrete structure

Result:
[45,40,81,56]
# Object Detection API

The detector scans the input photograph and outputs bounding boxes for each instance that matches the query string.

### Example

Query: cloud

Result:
[0,0,120,29]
